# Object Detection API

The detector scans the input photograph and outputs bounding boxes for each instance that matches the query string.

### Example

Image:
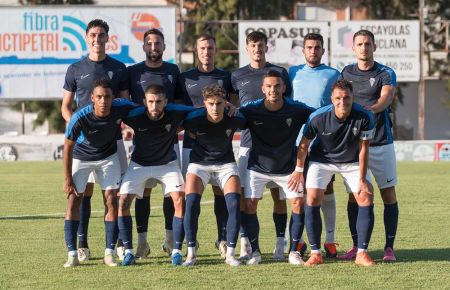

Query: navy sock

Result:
[289,212,304,252]
[347,201,359,247]
[288,215,293,249]
[239,211,247,237]
[104,221,117,250]
[225,193,240,248]
[172,216,184,250]
[214,194,228,241]
[118,216,133,250]
[184,194,201,248]
[64,220,79,252]
[384,202,399,250]
[135,196,150,233]
[77,196,91,248]
[246,213,260,253]
[163,196,174,230]
[273,213,287,238]
[356,205,374,250]
[305,205,322,251]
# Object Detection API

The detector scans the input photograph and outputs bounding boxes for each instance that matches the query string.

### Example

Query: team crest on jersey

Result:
[168,75,173,83]
[225,129,232,137]
[218,80,223,87]
[369,78,375,87]
[322,78,328,85]
[108,71,114,79]
[352,127,359,136]
[116,118,122,124]
[286,118,292,127]
[165,124,172,132]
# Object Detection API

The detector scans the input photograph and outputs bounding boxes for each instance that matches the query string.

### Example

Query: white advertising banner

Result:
[0,7,176,100]
[238,21,330,68]
[330,21,420,82]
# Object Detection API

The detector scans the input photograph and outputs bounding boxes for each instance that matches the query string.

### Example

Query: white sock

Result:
[226,246,236,257]
[322,193,336,243]
[171,249,182,255]
[125,249,134,255]
[311,249,321,254]
[68,250,77,257]
[187,246,196,258]
[357,248,368,253]
[105,248,114,256]
[138,232,147,246]
[166,229,173,243]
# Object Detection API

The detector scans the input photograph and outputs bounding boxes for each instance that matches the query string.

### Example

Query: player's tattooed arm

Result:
[63,138,79,198]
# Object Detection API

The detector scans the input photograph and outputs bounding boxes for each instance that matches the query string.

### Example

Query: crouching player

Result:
[63,79,137,267]
[239,70,314,265]
[294,79,376,266]
[118,84,195,266]
[182,85,245,267]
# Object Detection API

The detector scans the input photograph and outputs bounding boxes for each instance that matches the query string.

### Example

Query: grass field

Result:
[0,161,449,289]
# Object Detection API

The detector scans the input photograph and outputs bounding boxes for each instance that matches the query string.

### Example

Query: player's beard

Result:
[306,56,321,67]
[147,51,163,63]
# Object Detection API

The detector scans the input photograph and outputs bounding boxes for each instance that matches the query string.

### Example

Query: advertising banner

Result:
[330,21,420,81]
[238,21,329,68]
[0,7,176,100]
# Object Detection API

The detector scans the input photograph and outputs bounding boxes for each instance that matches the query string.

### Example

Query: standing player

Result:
[288,33,340,257]
[62,79,136,267]
[61,19,129,262]
[127,28,181,259]
[231,31,293,260]
[294,79,376,266]
[177,34,233,256]
[239,71,313,265]
[118,84,194,266]
[339,30,399,262]
[182,85,245,267]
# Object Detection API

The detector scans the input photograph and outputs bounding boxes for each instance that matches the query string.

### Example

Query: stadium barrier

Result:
[0,134,449,162]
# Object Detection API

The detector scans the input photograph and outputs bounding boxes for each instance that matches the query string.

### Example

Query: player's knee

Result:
[380,186,397,204]
[273,199,287,213]
[356,192,373,206]
[84,183,94,197]
[290,197,302,214]
[245,199,257,214]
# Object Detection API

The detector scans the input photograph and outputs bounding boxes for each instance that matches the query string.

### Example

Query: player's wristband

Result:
[295,166,304,173]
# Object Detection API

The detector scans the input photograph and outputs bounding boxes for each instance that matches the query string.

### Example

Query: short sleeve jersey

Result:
[239,98,313,174]
[177,67,232,149]
[63,55,128,109]
[340,62,397,146]
[231,63,292,148]
[177,67,232,107]
[65,99,137,161]
[127,61,180,104]
[288,64,340,108]
[123,104,195,166]
[183,108,247,165]
[303,103,375,164]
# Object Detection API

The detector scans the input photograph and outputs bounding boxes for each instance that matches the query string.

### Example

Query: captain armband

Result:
[360,128,375,140]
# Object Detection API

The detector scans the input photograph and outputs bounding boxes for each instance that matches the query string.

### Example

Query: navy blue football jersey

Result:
[123,104,195,166]
[183,108,247,165]
[340,62,396,146]
[231,63,292,148]
[65,99,137,161]
[63,55,128,109]
[239,98,313,174]
[303,103,375,164]
[127,61,180,104]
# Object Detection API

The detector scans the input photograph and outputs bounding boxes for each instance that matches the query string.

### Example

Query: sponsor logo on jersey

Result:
[241,81,250,87]
[80,74,90,80]
[253,121,263,125]
[286,118,292,127]
[187,83,198,89]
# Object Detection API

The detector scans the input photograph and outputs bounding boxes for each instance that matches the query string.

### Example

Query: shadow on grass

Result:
[366,248,450,262]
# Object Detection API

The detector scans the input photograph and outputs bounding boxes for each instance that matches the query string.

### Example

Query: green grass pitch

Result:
[0,161,449,289]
